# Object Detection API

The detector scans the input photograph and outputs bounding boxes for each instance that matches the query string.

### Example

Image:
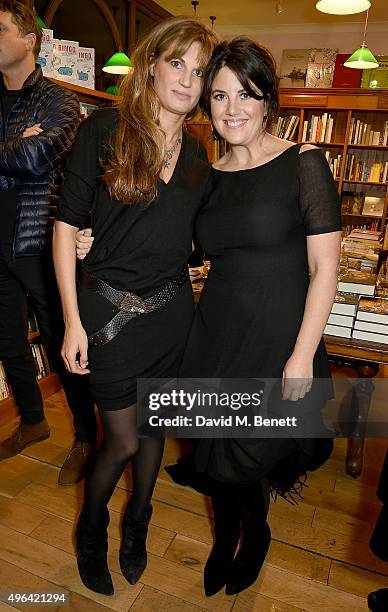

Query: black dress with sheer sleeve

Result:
[166,143,342,495]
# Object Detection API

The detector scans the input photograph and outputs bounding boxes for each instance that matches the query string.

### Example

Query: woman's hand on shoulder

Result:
[282,352,313,401]
[76,228,94,260]
[61,321,90,375]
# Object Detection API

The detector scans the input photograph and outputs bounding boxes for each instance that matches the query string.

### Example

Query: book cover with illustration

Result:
[279,49,310,88]
[361,56,388,89]
[305,48,338,88]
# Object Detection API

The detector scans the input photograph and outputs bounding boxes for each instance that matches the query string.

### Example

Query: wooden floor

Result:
[0,374,388,611]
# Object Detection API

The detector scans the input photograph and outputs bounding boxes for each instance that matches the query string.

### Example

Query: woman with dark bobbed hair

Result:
[167,37,342,596]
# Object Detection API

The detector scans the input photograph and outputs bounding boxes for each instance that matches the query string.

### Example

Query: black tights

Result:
[83,404,165,526]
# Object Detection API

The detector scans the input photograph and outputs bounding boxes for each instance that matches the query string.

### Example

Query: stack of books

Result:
[353,298,388,345]
[337,269,376,297]
[325,293,358,338]
[342,230,382,275]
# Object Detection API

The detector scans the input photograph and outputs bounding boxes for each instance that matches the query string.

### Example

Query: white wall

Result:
[218,22,388,67]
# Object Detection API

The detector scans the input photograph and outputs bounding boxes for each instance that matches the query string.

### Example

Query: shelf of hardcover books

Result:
[0,311,61,427]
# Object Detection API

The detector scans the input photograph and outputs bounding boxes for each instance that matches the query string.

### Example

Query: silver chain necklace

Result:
[162,133,182,169]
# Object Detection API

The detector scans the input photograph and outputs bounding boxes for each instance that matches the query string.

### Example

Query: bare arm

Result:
[282,231,341,400]
[52,220,90,375]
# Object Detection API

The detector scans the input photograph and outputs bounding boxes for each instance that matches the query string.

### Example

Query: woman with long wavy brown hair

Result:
[53,16,217,596]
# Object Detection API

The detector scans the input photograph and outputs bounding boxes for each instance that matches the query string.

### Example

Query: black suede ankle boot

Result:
[226,481,271,595]
[225,520,271,595]
[75,507,113,595]
[204,491,241,597]
[119,500,152,585]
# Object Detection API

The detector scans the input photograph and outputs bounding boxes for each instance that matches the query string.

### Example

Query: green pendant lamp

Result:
[102,51,133,75]
[316,0,370,14]
[35,15,46,29]
[105,85,119,95]
[344,9,379,69]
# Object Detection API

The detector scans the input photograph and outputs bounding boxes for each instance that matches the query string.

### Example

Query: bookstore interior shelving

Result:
[2,83,388,420]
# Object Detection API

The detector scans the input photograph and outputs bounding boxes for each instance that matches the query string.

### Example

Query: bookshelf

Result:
[272,89,388,239]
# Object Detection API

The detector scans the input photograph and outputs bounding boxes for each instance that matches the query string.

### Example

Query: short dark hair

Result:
[0,0,42,59]
[201,37,279,128]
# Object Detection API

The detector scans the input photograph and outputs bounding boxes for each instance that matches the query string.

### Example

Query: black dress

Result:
[56,108,209,410]
[166,144,342,493]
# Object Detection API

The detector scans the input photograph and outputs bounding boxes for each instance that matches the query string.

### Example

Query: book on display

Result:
[37,29,54,77]
[279,49,309,88]
[332,293,359,316]
[52,39,79,84]
[357,297,388,325]
[352,329,388,345]
[327,313,355,328]
[305,48,338,88]
[324,324,352,338]
[337,270,376,296]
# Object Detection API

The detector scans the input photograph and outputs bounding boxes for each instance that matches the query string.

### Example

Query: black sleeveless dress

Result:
[166,144,342,494]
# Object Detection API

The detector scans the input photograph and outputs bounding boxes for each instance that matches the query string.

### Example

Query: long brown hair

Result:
[102,16,218,205]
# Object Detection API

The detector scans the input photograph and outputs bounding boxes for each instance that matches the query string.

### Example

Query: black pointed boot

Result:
[204,490,241,597]
[225,520,271,595]
[75,507,114,595]
[119,500,152,585]
[226,481,271,595]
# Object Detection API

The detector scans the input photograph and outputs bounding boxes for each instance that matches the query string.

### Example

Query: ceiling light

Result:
[316,0,371,14]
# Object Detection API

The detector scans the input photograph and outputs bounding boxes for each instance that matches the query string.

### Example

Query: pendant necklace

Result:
[162,133,182,169]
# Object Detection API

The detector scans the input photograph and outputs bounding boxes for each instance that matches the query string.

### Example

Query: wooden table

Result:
[324,335,388,478]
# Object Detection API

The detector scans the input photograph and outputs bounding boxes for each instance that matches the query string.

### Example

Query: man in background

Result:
[0,0,97,485]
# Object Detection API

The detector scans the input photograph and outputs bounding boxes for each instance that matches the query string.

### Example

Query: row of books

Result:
[301,113,335,144]
[325,296,388,345]
[0,343,51,400]
[272,115,299,140]
[342,224,381,239]
[37,29,95,90]
[279,49,388,90]
[348,119,388,147]
[31,343,52,380]
[323,151,342,180]
[344,156,388,183]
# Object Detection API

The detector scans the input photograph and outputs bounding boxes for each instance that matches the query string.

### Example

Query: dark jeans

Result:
[0,252,96,442]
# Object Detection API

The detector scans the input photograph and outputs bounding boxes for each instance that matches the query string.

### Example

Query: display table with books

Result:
[324,328,388,478]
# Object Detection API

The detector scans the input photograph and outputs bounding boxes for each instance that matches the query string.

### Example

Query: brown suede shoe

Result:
[0,418,50,460]
[58,441,95,486]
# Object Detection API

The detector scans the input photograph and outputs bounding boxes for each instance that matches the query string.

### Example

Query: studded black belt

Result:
[79,267,189,348]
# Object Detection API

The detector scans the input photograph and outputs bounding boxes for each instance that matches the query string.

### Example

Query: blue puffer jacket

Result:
[0,66,80,256]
